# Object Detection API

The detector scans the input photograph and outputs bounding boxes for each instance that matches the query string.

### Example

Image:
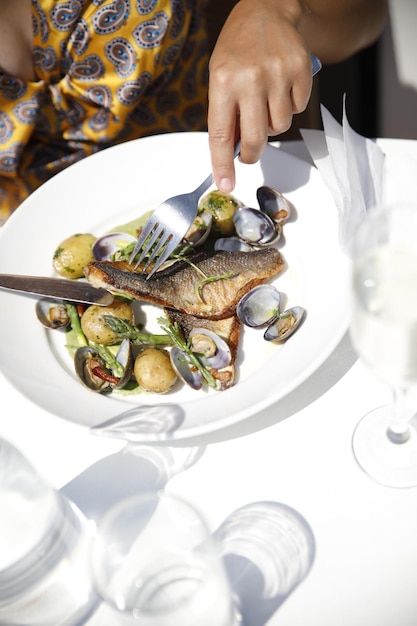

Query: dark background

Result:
[314,42,380,138]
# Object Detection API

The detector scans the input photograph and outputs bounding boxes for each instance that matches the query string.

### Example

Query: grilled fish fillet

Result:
[85,248,285,320]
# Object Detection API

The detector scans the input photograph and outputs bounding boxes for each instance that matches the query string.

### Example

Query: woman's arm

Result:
[208,0,388,193]
[299,0,389,63]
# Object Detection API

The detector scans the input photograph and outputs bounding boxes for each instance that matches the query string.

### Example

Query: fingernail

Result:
[219,178,233,194]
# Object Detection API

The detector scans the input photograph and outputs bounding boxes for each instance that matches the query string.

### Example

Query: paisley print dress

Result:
[0,0,209,221]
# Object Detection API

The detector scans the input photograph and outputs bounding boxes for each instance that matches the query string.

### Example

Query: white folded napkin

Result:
[300,97,385,256]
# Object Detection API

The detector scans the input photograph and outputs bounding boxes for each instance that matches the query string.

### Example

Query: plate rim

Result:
[0,131,351,441]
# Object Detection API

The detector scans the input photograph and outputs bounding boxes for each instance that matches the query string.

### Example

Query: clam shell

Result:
[214,236,252,252]
[170,347,203,390]
[237,284,281,327]
[36,298,70,330]
[264,306,305,342]
[93,232,136,261]
[189,328,232,369]
[233,207,281,247]
[74,339,133,393]
[184,211,213,246]
[256,186,291,224]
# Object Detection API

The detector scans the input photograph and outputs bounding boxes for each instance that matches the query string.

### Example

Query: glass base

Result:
[352,405,417,488]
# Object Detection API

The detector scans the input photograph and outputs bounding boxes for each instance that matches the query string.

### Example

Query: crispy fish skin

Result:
[85,248,285,320]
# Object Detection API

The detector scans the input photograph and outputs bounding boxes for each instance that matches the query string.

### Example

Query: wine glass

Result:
[350,203,417,487]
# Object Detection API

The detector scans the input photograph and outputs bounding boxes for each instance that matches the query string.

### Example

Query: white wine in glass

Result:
[350,203,417,487]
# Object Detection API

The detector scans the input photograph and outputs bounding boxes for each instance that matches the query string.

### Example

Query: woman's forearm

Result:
[299,0,389,63]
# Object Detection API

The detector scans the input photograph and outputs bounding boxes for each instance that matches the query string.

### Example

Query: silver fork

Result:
[129,142,241,279]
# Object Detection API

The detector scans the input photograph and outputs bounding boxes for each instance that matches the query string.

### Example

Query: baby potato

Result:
[198,190,243,237]
[134,347,177,393]
[53,233,96,278]
[81,299,134,345]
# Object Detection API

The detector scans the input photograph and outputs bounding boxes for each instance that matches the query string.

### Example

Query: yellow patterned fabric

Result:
[0,0,209,221]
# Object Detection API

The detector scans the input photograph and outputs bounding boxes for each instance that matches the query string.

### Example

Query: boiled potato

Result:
[134,347,177,393]
[53,233,96,278]
[81,299,134,345]
[198,190,243,236]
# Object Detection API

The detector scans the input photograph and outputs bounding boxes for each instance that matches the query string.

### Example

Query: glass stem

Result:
[387,386,412,444]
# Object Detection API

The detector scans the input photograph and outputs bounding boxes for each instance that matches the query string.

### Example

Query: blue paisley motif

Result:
[14,99,40,125]
[170,0,185,40]
[70,55,105,81]
[88,109,111,132]
[117,74,151,105]
[135,0,157,15]
[70,20,91,56]
[86,85,113,107]
[0,144,23,173]
[50,1,83,32]
[105,38,136,77]
[0,75,27,101]
[0,113,13,144]
[33,0,49,43]
[33,46,58,73]
[92,0,130,35]
[133,12,169,49]
[65,99,87,126]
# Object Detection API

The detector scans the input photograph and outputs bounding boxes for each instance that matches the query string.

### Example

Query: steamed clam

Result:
[256,186,291,224]
[36,298,70,330]
[92,232,136,261]
[189,328,232,370]
[233,206,281,247]
[214,236,252,252]
[237,285,281,327]
[170,327,233,391]
[74,338,133,393]
[184,210,213,247]
[237,284,304,342]
[264,306,305,342]
[170,347,204,391]
[186,187,290,251]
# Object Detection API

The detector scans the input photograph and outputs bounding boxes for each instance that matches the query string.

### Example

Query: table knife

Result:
[0,273,114,306]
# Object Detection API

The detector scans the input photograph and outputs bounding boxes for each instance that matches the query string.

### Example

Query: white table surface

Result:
[1,141,417,626]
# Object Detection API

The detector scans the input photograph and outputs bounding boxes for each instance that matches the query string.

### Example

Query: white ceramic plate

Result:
[0,132,350,441]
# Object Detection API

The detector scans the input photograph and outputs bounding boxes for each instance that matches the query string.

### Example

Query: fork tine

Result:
[132,222,164,269]
[145,234,181,279]
[129,219,156,265]
[141,228,171,271]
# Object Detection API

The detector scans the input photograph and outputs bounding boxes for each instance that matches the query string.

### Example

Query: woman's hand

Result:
[207,0,388,193]
[207,0,313,193]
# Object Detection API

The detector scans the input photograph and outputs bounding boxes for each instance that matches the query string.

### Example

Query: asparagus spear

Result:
[103,315,174,346]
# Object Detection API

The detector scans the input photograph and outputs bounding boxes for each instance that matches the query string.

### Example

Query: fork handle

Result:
[192,172,214,199]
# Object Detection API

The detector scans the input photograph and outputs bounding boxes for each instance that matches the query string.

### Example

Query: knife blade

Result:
[0,273,114,306]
